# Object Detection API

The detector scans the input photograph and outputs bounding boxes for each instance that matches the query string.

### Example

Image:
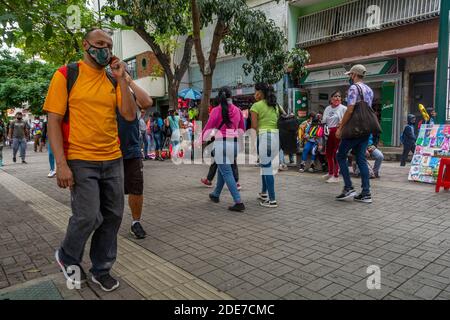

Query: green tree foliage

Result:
[109,0,195,109]
[191,0,310,122]
[0,50,55,116]
[0,0,96,65]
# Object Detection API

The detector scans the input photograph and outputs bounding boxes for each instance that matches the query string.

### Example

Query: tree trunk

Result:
[200,73,213,124]
[168,80,179,110]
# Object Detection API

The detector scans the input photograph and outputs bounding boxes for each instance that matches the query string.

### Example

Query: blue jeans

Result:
[212,164,242,204]
[337,136,371,195]
[139,131,148,156]
[370,148,384,176]
[259,132,279,201]
[154,132,163,151]
[48,142,55,171]
[212,139,241,203]
[12,138,27,160]
[302,141,317,162]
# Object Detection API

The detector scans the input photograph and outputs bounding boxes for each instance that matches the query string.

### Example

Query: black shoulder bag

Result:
[341,84,382,139]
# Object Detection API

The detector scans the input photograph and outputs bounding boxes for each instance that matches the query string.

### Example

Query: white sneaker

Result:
[322,174,332,180]
[48,170,56,178]
[326,176,340,183]
[279,165,288,171]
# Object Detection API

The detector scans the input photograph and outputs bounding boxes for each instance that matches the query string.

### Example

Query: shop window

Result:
[142,58,147,70]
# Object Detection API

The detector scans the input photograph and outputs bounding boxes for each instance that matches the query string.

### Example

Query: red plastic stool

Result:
[435,158,450,193]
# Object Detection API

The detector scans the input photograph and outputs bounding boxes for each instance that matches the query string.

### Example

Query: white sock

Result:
[132,220,140,226]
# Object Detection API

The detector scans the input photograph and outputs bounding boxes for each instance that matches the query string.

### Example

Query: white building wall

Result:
[121,30,152,61]
[134,77,166,98]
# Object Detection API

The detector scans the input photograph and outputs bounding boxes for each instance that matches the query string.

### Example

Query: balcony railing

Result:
[297,0,440,47]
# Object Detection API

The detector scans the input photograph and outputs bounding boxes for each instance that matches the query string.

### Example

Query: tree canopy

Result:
[0,0,96,65]
[0,50,55,116]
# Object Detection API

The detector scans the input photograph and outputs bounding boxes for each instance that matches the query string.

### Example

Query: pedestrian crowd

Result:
[0,28,429,294]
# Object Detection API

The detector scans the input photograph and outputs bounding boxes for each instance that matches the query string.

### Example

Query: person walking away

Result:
[9,112,29,164]
[44,28,137,292]
[251,83,281,208]
[118,69,153,239]
[336,64,375,204]
[401,114,417,167]
[322,91,347,183]
[202,87,245,212]
[152,112,165,161]
[299,114,323,173]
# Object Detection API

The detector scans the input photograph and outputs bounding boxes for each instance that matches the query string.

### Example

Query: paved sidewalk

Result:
[1,146,450,300]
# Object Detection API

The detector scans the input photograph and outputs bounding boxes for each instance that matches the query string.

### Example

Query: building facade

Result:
[290,0,440,146]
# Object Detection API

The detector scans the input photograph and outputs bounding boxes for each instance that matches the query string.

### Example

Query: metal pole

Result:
[435,0,450,123]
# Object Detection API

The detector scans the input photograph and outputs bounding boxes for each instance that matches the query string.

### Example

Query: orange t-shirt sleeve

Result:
[43,70,68,116]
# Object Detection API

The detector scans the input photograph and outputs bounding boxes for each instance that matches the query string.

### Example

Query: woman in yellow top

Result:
[250,83,280,208]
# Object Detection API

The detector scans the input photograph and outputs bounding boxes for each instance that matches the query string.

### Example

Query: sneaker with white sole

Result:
[354,193,373,204]
[48,170,56,178]
[258,193,268,201]
[326,176,340,183]
[260,200,278,208]
[335,188,357,201]
[91,274,120,292]
[322,174,332,180]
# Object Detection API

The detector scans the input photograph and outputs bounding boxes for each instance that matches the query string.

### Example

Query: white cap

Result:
[345,64,367,76]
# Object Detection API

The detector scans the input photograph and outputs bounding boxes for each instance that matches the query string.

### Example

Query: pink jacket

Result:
[202,104,245,141]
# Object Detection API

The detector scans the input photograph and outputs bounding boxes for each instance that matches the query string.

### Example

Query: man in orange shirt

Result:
[44,29,137,292]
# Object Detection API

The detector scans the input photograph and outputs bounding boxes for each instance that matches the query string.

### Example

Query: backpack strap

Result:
[354,84,365,101]
[60,62,79,123]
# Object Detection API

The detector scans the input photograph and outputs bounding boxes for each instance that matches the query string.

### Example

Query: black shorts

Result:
[123,158,144,195]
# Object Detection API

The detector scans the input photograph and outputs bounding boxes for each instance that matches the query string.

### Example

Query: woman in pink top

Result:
[202,87,245,212]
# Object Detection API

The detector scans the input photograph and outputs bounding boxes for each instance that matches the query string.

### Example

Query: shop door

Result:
[409,71,435,127]
[381,82,395,146]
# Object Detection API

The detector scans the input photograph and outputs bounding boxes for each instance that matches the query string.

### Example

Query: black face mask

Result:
[17,117,22,121]
[86,41,112,67]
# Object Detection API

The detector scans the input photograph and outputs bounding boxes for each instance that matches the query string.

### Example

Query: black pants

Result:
[60,158,124,277]
[401,143,416,166]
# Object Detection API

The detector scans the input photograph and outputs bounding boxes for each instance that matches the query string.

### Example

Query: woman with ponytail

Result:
[250,83,280,208]
[202,87,245,212]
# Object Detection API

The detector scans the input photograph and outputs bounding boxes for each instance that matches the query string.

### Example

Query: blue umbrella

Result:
[178,88,202,100]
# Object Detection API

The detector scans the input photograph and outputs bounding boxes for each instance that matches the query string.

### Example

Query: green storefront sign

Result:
[300,59,397,85]
[293,90,309,122]
[381,82,395,146]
